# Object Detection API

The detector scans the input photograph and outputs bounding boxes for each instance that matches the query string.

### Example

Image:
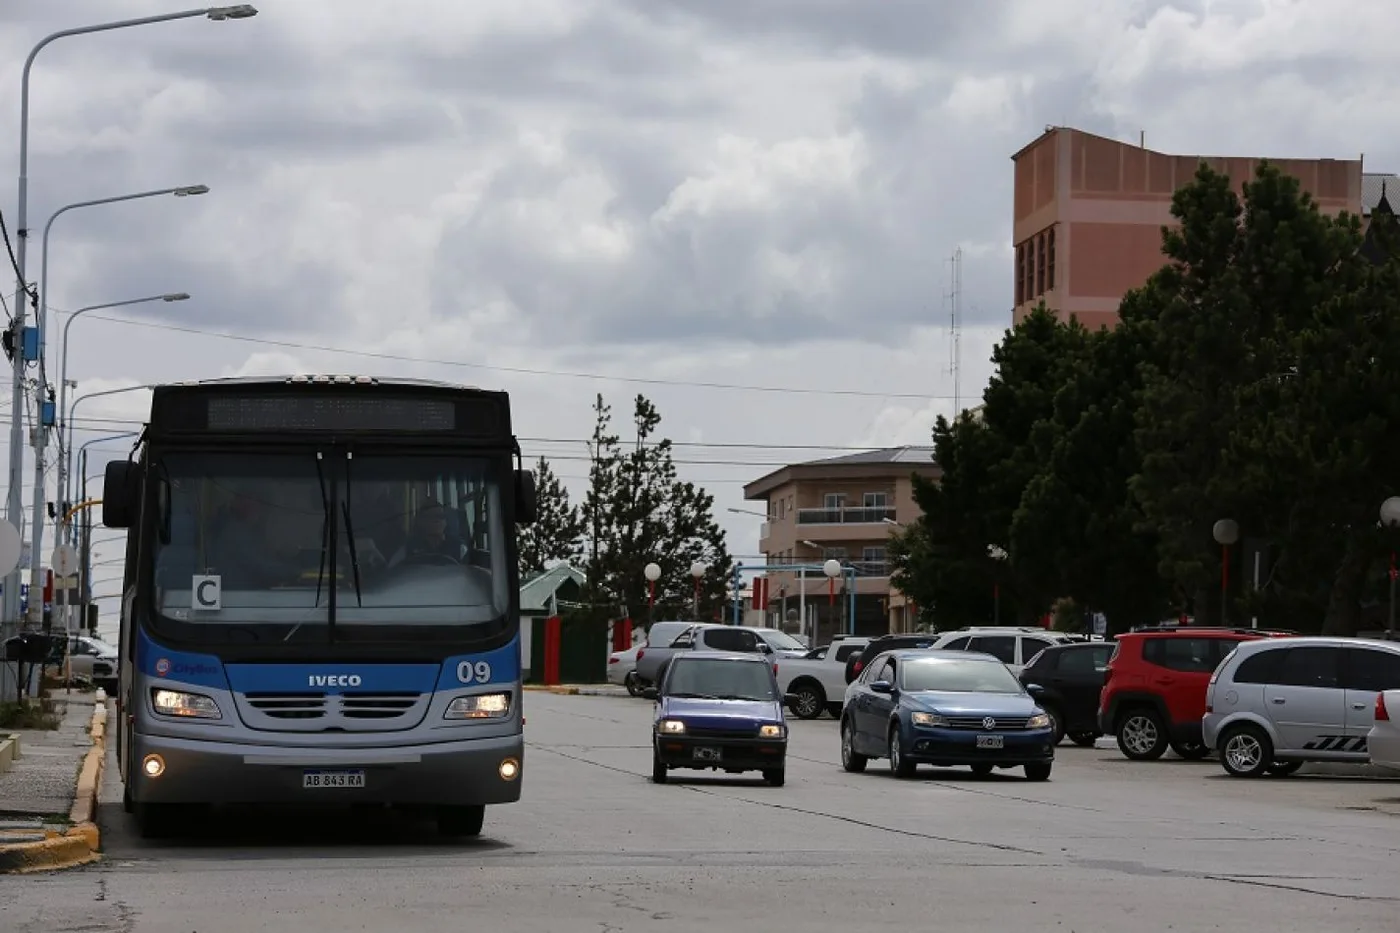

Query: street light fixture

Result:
[1212,519,1240,625]
[6,4,258,633]
[56,293,191,536]
[1380,499,1400,636]
[644,562,661,622]
[689,561,706,617]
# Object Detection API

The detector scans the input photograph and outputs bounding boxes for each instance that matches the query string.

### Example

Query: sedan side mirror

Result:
[870,680,894,694]
[758,642,773,654]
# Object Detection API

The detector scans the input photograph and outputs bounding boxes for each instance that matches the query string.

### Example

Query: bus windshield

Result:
[150,450,509,635]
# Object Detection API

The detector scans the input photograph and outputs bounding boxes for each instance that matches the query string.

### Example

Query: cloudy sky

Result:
[0,0,1393,625]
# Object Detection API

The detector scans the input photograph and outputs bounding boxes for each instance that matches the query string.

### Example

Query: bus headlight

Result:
[444,692,512,720]
[151,688,222,720]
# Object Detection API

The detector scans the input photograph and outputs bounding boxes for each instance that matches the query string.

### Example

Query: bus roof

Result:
[159,375,488,392]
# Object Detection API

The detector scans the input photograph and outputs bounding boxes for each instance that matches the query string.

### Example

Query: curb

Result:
[0,689,107,874]
[522,684,627,696]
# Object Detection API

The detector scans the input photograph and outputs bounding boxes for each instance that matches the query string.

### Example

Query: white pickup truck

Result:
[773,635,871,719]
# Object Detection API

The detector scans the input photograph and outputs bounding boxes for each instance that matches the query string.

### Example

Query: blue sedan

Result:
[840,649,1056,780]
[652,652,789,786]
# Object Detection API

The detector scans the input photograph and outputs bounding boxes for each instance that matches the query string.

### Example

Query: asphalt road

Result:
[2,692,1399,931]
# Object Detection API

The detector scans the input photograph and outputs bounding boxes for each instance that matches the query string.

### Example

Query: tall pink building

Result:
[1011,127,1368,329]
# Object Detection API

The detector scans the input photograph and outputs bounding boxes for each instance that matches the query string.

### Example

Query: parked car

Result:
[1203,636,1400,777]
[1017,640,1114,746]
[931,627,1079,675]
[843,633,939,684]
[634,623,772,689]
[63,634,118,689]
[651,652,789,786]
[745,627,810,659]
[840,648,1056,781]
[775,636,871,719]
[1099,625,1293,761]
[612,621,693,696]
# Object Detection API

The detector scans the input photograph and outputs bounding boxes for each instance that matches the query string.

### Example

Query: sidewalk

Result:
[0,689,108,873]
[523,683,630,697]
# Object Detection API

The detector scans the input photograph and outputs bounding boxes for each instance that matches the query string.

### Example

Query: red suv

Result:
[1098,625,1293,760]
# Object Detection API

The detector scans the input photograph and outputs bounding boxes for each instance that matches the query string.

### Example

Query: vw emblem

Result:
[982,716,996,729]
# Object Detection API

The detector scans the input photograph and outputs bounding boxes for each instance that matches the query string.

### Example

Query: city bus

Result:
[100,375,537,838]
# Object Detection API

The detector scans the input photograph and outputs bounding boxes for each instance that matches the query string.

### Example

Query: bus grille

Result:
[237,691,429,732]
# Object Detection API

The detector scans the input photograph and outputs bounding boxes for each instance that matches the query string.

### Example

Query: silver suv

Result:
[1203,636,1400,777]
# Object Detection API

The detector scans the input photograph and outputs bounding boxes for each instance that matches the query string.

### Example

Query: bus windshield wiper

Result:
[286,451,333,643]
[340,451,364,608]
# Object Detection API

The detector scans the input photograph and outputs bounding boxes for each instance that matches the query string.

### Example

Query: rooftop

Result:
[743,446,939,500]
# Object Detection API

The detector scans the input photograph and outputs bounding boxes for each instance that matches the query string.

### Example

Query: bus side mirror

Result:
[102,461,137,529]
[515,469,538,525]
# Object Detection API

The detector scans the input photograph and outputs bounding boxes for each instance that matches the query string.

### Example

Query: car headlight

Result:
[151,688,221,720]
[657,719,687,734]
[758,723,786,738]
[1027,712,1051,729]
[444,692,512,720]
[911,711,947,727]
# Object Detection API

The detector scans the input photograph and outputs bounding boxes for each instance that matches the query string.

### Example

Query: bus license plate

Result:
[976,735,1004,749]
[303,770,366,788]
[692,747,721,761]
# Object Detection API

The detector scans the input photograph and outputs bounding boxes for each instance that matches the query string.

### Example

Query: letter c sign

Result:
[192,575,222,611]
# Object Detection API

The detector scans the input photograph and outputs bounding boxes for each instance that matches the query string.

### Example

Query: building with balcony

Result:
[1011,126,1367,330]
[742,446,941,642]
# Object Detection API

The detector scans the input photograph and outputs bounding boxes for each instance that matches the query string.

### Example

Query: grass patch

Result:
[0,699,60,730]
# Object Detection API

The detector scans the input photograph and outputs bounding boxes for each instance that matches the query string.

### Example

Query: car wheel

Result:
[652,747,669,784]
[437,804,485,838]
[788,681,826,720]
[1219,724,1273,778]
[1069,732,1098,748]
[1115,708,1169,760]
[625,672,643,697]
[763,768,786,787]
[840,719,868,773]
[1024,762,1052,782]
[1041,704,1067,745]
[888,726,916,779]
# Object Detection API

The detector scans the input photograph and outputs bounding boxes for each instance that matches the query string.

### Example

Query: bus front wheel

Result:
[438,804,485,838]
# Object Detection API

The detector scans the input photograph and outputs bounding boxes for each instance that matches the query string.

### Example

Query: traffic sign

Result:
[51,544,79,577]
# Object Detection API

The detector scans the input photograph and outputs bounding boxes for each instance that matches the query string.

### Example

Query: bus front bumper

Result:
[128,730,524,806]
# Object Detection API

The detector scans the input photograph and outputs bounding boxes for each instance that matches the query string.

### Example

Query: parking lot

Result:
[1,691,1397,932]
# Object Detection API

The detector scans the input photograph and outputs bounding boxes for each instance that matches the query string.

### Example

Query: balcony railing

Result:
[762,558,891,578]
[796,506,896,525]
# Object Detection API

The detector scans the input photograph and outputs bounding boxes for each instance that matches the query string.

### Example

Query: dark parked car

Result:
[840,649,1056,780]
[843,634,938,684]
[651,653,790,786]
[1017,641,1115,746]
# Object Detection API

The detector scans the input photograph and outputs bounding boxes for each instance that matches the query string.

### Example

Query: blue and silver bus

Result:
[101,375,537,838]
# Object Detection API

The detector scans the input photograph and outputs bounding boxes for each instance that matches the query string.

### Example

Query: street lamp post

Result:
[5,4,257,630]
[1212,519,1240,626]
[987,544,1008,624]
[689,561,706,618]
[57,293,189,535]
[644,562,661,624]
[1380,499,1400,637]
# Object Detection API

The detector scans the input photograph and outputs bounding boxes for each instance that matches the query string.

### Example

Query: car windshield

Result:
[150,450,508,635]
[665,658,778,701]
[900,657,1026,694]
[755,628,805,651]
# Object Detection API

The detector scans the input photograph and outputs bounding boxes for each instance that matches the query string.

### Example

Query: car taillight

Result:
[637,649,645,661]
[854,660,864,674]
[1377,693,1390,722]
[773,663,779,675]
[609,656,620,664]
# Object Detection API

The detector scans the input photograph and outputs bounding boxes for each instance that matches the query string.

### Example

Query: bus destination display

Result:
[206,395,459,432]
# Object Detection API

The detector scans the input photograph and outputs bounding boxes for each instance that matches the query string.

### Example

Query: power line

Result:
[65,307,955,401]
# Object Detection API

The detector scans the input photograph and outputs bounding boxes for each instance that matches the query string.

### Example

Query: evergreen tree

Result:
[516,457,585,578]
[581,393,732,623]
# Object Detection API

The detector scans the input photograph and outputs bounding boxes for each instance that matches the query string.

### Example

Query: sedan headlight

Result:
[657,719,687,734]
[758,723,786,738]
[151,688,221,720]
[911,711,948,727]
[444,692,512,720]
[1027,712,1051,729]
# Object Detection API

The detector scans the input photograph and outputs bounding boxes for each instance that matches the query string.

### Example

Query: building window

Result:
[823,493,844,509]
[1036,233,1046,296]
[862,547,887,562]
[1015,243,1025,305]
[863,492,888,508]
[1047,227,1056,290]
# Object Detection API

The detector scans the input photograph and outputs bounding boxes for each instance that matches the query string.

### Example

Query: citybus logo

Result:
[155,658,170,676]
[309,674,362,687]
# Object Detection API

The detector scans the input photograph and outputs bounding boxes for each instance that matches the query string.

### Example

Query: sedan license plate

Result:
[976,734,1004,750]
[303,769,365,789]
[692,746,722,762]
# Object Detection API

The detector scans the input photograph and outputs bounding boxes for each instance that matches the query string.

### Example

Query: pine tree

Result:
[516,457,585,578]
[581,393,732,623]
